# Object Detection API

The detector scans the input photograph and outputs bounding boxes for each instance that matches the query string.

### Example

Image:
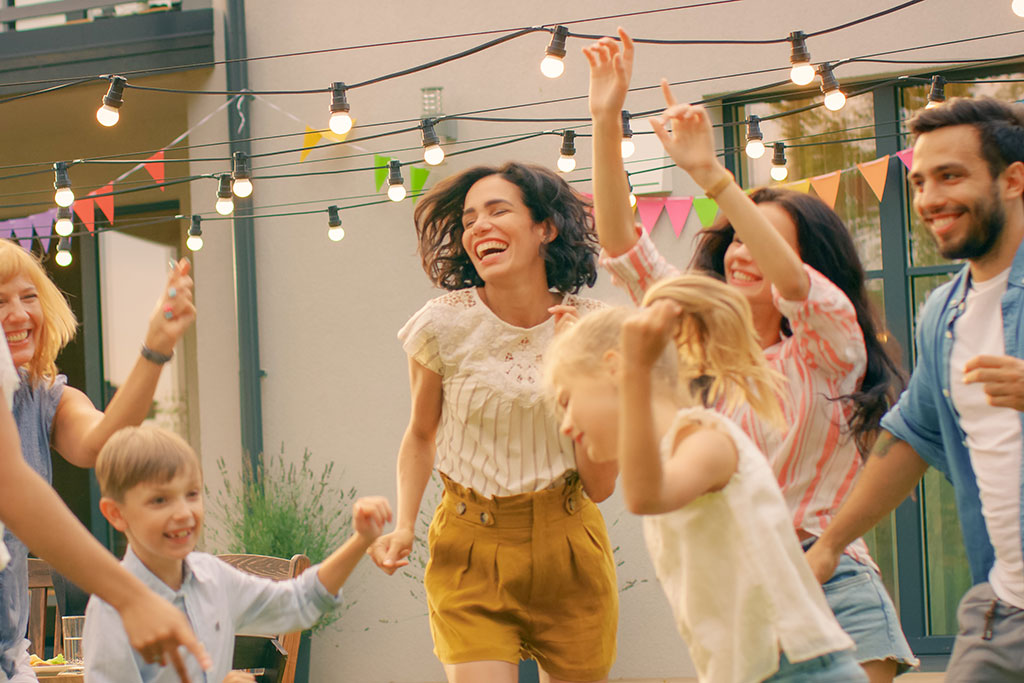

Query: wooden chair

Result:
[217,553,311,683]
[27,558,62,659]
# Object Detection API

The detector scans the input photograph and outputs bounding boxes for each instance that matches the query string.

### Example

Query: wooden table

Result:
[53,672,83,682]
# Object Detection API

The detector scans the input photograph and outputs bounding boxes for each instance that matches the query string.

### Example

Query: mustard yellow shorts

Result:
[424,474,618,681]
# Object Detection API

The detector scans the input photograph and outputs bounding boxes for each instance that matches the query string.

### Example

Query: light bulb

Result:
[770,165,789,182]
[540,55,565,79]
[329,111,353,135]
[1014,0,1024,17]
[96,104,120,127]
[186,234,204,251]
[55,217,73,237]
[54,187,75,207]
[824,89,846,112]
[328,226,345,242]
[55,249,72,267]
[745,139,766,159]
[790,63,815,86]
[232,178,253,198]
[216,196,234,215]
[629,192,637,208]
[423,144,445,166]
[388,183,407,202]
[557,155,576,173]
[621,138,635,159]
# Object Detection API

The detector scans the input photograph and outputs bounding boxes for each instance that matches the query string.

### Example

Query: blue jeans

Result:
[763,650,867,682]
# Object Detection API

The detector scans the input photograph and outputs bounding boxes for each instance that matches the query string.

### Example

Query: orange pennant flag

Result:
[73,198,95,233]
[810,171,842,209]
[783,179,812,194]
[144,151,165,190]
[857,156,890,202]
[300,127,322,162]
[92,184,114,225]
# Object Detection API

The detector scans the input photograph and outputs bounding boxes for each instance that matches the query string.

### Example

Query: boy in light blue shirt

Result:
[83,425,392,683]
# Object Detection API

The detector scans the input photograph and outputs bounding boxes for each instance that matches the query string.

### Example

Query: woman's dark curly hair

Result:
[691,186,906,455]
[413,162,599,294]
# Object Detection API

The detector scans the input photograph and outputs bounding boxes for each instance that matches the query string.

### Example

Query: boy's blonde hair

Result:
[546,273,784,425]
[0,240,77,384]
[96,425,201,502]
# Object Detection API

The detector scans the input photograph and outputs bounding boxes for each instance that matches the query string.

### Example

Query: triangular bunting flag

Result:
[73,199,95,233]
[693,197,719,228]
[857,156,891,202]
[7,218,33,251]
[35,209,56,254]
[144,151,165,189]
[410,166,430,203]
[300,127,322,162]
[664,197,693,238]
[783,179,812,194]
[810,171,842,209]
[636,197,666,234]
[374,155,391,192]
[895,148,913,170]
[93,184,114,225]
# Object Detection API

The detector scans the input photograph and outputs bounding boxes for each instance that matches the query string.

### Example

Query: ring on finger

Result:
[167,286,177,299]
[163,304,174,320]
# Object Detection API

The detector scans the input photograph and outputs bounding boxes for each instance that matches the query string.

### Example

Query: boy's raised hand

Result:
[583,27,634,119]
[649,82,724,189]
[353,496,393,543]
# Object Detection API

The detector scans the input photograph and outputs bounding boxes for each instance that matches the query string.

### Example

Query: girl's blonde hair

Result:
[545,273,784,426]
[0,240,77,384]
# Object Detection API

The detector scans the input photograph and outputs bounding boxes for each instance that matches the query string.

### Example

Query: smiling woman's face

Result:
[722,202,800,323]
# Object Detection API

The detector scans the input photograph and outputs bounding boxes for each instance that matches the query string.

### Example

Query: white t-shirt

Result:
[950,266,1024,608]
[0,336,17,574]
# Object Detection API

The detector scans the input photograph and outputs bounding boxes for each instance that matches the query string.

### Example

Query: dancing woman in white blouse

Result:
[368,163,618,683]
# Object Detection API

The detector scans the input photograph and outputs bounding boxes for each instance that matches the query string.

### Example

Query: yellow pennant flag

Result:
[783,179,812,194]
[300,127,322,162]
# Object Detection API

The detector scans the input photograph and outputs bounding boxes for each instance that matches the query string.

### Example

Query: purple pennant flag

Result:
[29,208,57,254]
[2,217,34,251]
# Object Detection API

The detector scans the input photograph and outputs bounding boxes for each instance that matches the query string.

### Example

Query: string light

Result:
[54,206,73,236]
[770,142,789,181]
[215,174,234,215]
[327,205,345,242]
[621,110,635,159]
[818,63,847,112]
[1014,0,1024,17]
[231,151,253,198]
[788,31,815,86]
[926,75,946,108]
[328,82,353,135]
[387,160,406,202]
[745,116,766,159]
[421,118,445,165]
[55,237,72,267]
[53,162,74,207]
[557,130,577,173]
[541,25,569,79]
[96,76,126,127]
[627,174,637,208]
[186,215,203,251]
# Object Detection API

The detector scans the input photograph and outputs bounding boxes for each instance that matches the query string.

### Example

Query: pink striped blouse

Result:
[601,232,874,567]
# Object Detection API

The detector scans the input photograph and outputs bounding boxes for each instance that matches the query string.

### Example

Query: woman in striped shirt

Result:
[367,162,619,683]
[586,30,914,680]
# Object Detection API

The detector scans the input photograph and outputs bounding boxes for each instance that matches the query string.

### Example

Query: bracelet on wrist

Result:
[140,344,173,365]
[703,170,735,201]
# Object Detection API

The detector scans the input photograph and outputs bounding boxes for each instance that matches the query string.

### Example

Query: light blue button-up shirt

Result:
[880,237,1024,585]
[82,547,342,683]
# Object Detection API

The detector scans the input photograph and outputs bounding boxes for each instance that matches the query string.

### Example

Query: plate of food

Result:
[29,653,71,676]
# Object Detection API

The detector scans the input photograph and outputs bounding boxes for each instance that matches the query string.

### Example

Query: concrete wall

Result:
[180,1,1024,680]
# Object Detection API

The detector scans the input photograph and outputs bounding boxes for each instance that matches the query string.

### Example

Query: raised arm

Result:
[317,497,392,593]
[649,88,808,300]
[51,258,196,467]
[367,358,441,574]
[584,28,638,257]
[618,301,736,514]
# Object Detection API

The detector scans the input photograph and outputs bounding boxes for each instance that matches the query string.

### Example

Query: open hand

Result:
[583,28,634,119]
[352,496,393,543]
[144,258,197,357]
[366,528,413,575]
[648,82,726,189]
[620,299,683,369]
[964,354,1024,411]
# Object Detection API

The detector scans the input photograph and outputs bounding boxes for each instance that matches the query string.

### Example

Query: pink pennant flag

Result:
[636,197,666,234]
[144,151,166,190]
[857,156,891,202]
[92,184,115,225]
[73,198,95,233]
[895,148,913,170]
[664,197,693,238]
[810,171,842,209]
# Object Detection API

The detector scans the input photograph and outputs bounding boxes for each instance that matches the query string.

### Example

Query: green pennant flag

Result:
[410,166,430,203]
[692,197,720,227]
[374,155,391,192]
